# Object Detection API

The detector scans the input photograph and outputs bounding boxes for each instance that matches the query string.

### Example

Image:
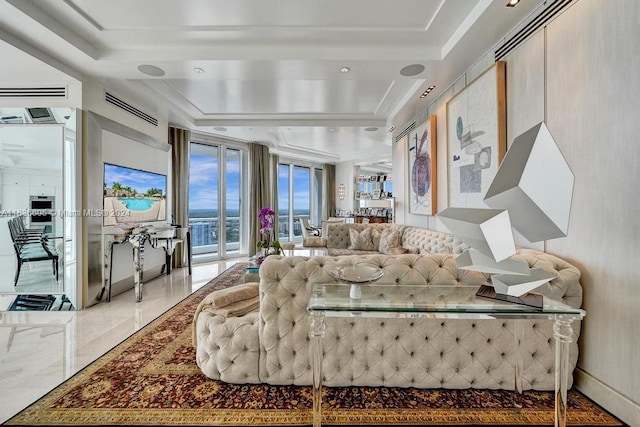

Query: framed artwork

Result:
[408,115,437,215]
[446,61,506,208]
[354,191,361,200]
[372,189,382,199]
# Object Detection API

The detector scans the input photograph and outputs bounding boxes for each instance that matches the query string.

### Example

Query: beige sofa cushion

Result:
[378,229,402,254]
[348,227,375,250]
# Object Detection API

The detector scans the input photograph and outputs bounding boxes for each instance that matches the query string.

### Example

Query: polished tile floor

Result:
[0,258,243,423]
[0,253,64,296]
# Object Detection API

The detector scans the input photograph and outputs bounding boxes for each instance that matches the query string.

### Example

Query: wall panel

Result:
[503,29,546,251]
[545,0,640,424]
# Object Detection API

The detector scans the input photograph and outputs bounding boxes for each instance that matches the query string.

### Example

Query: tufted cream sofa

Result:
[320,222,469,256]
[195,248,582,391]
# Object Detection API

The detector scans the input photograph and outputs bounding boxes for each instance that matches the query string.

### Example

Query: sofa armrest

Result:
[195,312,261,383]
[512,248,582,308]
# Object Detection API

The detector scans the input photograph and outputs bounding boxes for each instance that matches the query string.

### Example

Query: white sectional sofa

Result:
[195,228,583,391]
[321,222,469,256]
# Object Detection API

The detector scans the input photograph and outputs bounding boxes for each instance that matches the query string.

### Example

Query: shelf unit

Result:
[354,174,393,222]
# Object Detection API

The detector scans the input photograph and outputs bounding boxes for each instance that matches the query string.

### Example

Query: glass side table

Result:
[307,284,585,427]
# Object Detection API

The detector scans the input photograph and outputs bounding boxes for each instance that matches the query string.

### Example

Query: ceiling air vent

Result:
[0,86,67,98]
[105,92,158,127]
[495,0,574,60]
[395,122,416,142]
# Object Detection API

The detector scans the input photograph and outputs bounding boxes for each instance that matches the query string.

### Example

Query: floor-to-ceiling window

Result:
[278,161,324,242]
[277,164,290,241]
[189,141,246,259]
[292,166,311,238]
[224,148,241,255]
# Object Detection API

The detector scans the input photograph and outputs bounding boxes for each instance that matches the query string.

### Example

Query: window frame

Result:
[189,132,249,259]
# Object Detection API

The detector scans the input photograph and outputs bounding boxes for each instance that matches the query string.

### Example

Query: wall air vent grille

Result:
[495,0,573,60]
[0,87,67,98]
[395,122,416,142]
[105,92,158,127]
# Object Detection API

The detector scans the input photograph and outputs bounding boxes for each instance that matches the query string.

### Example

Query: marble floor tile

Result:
[0,258,245,423]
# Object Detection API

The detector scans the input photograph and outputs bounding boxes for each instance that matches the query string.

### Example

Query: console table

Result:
[102,226,191,303]
[307,284,585,427]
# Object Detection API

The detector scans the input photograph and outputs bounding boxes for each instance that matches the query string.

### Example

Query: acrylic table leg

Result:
[310,311,326,427]
[553,317,574,427]
[103,235,114,302]
[130,235,147,303]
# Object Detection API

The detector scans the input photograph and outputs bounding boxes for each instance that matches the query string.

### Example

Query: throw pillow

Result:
[348,228,375,251]
[371,227,383,250]
[379,229,402,254]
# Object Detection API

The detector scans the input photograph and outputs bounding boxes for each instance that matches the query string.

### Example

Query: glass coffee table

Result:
[307,283,586,427]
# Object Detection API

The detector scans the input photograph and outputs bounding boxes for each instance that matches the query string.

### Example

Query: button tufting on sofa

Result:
[195,245,582,391]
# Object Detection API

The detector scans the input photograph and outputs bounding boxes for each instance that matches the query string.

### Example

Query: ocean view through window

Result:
[189,143,244,257]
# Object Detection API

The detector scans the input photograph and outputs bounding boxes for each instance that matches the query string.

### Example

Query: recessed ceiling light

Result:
[137,64,165,77]
[340,67,350,73]
[328,128,336,132]
[213,126,227,132]
[364,127,378,132]
[400,64,425,77]
[506,0,520,6]
[193,67,205,74]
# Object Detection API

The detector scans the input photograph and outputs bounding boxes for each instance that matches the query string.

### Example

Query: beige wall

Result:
[544,1,640,424]
[393,0,640,424]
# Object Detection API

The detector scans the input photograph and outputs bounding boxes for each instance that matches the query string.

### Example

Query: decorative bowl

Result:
[328,266,384,284]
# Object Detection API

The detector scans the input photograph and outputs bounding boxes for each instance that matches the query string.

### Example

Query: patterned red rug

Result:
[5,263,623,426]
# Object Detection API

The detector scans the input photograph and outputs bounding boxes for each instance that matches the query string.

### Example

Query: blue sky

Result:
[104,163,166,195]
[189,153,311,213]
[189,153,240,211]
[279,165,310,212]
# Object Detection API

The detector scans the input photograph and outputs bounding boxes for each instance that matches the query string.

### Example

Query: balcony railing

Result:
[189,216,240,253]
[189,214,309,252]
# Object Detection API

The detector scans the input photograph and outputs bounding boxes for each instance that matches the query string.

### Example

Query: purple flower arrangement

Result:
[256,206,282,260]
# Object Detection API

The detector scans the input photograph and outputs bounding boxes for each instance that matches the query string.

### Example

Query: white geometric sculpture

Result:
[457,249,530,275]
[491,268,555,297]
[484,122,574,242]
[438,207,516,262]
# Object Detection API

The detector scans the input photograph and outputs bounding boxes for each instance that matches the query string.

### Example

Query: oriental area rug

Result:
[5,263,623,426]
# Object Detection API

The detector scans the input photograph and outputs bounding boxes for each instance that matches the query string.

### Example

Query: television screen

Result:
[103,163,167,226]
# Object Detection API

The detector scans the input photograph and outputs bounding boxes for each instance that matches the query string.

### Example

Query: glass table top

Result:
[308,284,585,319]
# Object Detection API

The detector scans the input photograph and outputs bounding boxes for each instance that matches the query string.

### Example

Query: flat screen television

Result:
[103,163,167,226]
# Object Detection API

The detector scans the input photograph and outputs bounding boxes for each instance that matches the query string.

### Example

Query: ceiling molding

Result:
[441,0,493,59]
[7,0,99,59]
[0,27,83,82]
[194,118,387,127]
[62,0,104,31]
[100,44,441,62]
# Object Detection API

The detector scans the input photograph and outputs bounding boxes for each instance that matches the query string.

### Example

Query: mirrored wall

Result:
[0,107,78,310]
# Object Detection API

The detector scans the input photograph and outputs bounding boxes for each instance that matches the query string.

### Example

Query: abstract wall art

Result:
[446,61,506,208]
[408,115,437,215]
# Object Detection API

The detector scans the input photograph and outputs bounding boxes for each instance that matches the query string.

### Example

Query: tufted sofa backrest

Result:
[402,226,469,254]
[324,222,391,249]
[257,253,485,385]
[257,251,582,386]
[325,223,470,254]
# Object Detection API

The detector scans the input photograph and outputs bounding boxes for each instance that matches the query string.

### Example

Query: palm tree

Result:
[111,182,124,197]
